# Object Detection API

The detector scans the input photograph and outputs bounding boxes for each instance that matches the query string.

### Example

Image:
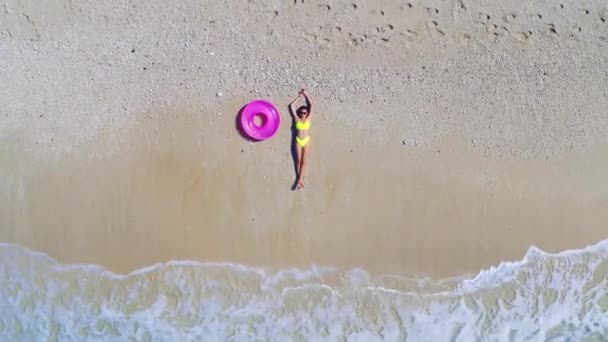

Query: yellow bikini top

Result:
[295,119,310,130]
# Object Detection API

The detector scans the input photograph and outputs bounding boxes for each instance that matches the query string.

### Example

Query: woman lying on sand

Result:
[289,89,313,189]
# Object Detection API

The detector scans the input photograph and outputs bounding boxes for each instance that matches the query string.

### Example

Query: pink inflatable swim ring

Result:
[240,100,280,141]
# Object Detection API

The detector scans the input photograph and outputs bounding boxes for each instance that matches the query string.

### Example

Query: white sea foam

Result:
[0,240,607,341]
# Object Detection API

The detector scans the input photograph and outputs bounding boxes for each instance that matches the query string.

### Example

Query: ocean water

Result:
[0,240,607,342]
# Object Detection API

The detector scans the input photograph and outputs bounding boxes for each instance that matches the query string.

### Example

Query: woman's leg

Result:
[295,143,302,178]
[297,145,309,189]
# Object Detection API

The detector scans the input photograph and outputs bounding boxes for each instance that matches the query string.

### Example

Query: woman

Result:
[289,89,313,189]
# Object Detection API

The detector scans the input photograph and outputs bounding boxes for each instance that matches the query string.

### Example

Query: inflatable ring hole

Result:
[252,113,268,127]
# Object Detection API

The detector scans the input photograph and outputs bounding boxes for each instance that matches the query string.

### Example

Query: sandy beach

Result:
[1,0,608,339]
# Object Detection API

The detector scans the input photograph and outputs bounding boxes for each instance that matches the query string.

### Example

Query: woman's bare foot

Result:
[297,178,304,189]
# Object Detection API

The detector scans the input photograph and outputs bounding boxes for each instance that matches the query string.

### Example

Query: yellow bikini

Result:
[295,119,310,147]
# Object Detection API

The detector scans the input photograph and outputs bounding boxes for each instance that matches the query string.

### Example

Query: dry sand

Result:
[1,0,608,278]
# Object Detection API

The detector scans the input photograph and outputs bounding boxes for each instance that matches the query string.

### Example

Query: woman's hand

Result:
[291,88,308,106]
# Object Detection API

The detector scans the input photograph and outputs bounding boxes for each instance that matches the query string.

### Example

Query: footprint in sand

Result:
[503,13,517,23]
[477,12,491,24]
[513,31,533,42]
[319,37,332,47]
[487,24,508,38]
[457,0,467,11]
[545,23,558,36]
[303,32,317,43]
[426,7,439,16]
[377,24,394,34]
[427,21,445,37]
[348,32,366,46]
[568,26,583,41]
[305,32,332,48]
[400,29,418,38]
[376,24,394,42]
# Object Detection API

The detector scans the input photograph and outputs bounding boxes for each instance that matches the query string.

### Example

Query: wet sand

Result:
[2,110,608,277]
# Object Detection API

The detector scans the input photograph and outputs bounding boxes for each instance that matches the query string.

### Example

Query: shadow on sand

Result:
[235,105,299,190]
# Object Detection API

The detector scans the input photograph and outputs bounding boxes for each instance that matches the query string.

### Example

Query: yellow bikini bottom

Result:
[295,136,310,147]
